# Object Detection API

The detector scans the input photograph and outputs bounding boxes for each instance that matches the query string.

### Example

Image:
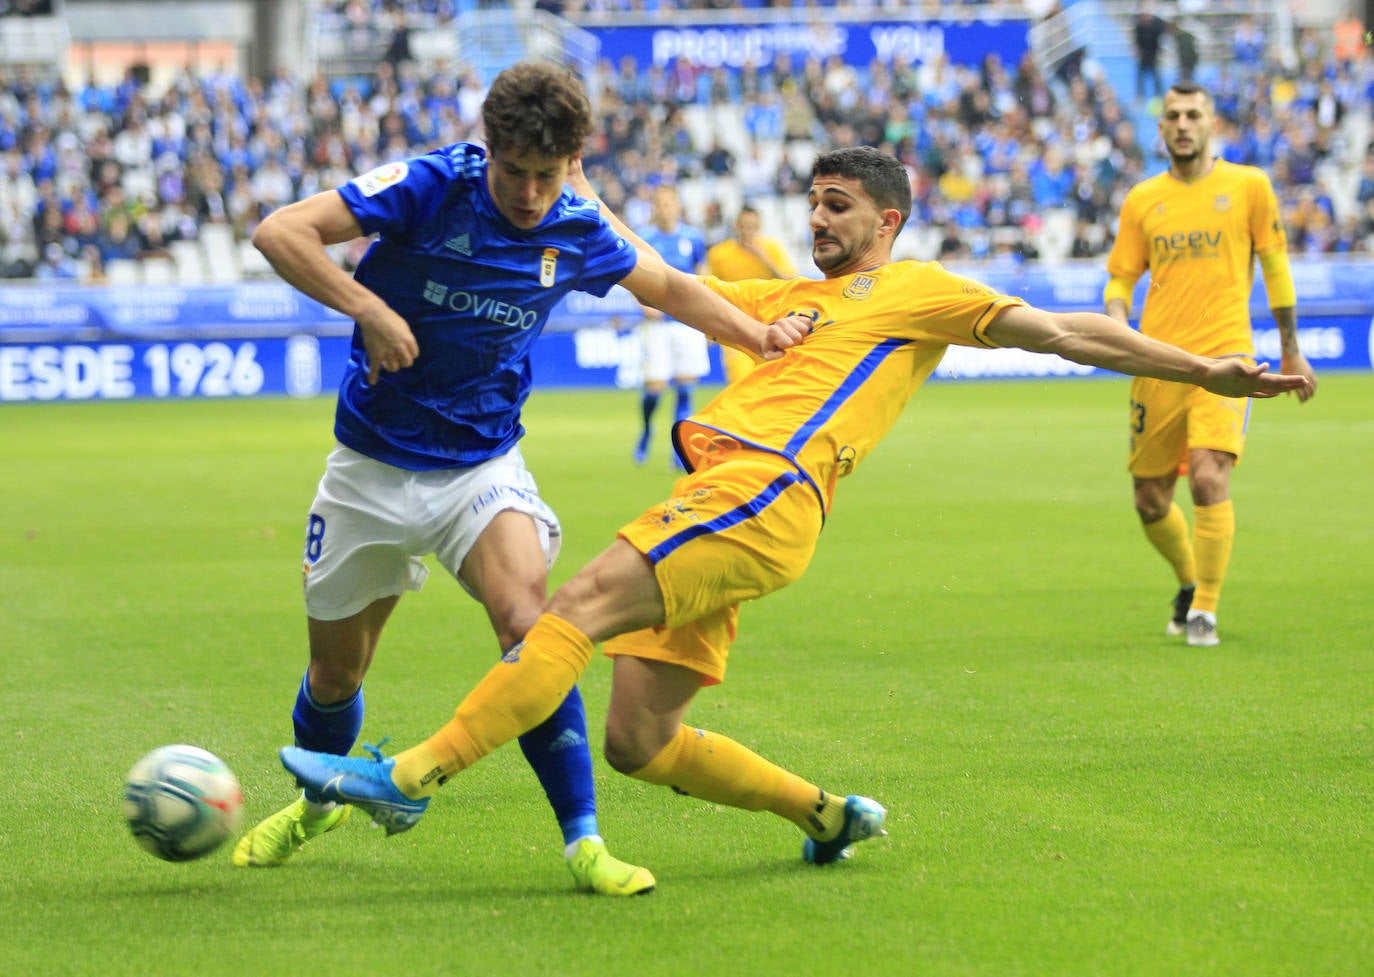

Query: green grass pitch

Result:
[2,374,1370,976]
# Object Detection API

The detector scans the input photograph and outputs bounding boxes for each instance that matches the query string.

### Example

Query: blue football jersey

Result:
[333,142,638,470]
[636,220,706,323]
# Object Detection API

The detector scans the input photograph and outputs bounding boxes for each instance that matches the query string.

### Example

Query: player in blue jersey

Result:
[230,61,805,895]
[631,185,710,469]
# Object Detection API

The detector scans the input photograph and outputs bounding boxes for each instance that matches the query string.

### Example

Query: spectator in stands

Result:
[699,198,728,248]
[780,82,818,144]
[1028,145,1075,209]
[35,240,78,279]
[1232,16,1267,75]
[736,142,775,199]
[1133,5,1168,103]
[1357,197,1374,243]
[1070,217,1101,259]
[1332,3,1367,67]
[743,88,784,143]
[1172,17,1201,83]
[1356,156,1374,205]
[937,220,969,260]
[96,207,143,264]
[79,243,106,283]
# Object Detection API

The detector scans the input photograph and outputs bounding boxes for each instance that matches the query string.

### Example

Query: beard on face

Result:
[1168,144,1204,166]
[812,232,852,273]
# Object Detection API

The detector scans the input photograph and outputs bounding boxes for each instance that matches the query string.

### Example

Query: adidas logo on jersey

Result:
[445,233,473,256]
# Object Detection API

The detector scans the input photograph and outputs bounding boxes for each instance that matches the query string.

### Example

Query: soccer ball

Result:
[122,745,244,862]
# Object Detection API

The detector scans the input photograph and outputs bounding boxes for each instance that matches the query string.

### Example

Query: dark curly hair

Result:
[481,61,594,160]
[811,146,913,232]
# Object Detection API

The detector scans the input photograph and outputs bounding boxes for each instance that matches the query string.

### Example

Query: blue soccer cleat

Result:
[279,741,428,837]
[633,432,651,465]
[802,795,888,865]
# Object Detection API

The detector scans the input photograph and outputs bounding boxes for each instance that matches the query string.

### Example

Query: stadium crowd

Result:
[1,9,1370,283]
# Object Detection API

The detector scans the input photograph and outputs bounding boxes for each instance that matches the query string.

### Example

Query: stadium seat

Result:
[141,257,177,285]
[199,224,241,283]
[1034,209,1076,264]
[169,240,206,284]
[238,240,275,279]
[106,259,141,286]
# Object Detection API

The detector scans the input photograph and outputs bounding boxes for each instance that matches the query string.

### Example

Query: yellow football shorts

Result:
[1128,371,1252,478]
[607,452,824,684]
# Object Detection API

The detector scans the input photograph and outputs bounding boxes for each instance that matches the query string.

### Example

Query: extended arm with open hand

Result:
[985,306,1315,400]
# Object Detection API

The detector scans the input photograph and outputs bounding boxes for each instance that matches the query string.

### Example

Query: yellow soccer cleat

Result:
[231,797,351,867]
[567,838,656,896]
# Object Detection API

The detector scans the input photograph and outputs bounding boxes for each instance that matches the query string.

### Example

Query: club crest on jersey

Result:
[353,160,408,197]
[1213,195,1231,212]
[540,248,559,287]
[842,274,876,301]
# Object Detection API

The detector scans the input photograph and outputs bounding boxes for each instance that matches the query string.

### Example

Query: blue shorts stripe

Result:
[646,470,805,563]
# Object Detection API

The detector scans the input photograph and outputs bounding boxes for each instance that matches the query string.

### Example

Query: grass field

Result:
[2,374,1371,977]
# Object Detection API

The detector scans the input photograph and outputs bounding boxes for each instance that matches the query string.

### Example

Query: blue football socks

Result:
[517,682,598,846]
[291,671,363,803]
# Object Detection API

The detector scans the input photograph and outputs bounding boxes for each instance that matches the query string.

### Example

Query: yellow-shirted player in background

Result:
[1105,81,1317,648]
[280,147,1312,878]
[705,204,798,383]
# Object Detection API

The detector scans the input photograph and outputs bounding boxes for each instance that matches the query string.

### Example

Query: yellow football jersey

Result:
[685,262,1026,511]
[1106,159,1287,358]
[705,236,798,282]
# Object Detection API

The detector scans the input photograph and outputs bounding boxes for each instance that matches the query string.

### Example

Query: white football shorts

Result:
[639,319,711,384]
[301,443,562,620]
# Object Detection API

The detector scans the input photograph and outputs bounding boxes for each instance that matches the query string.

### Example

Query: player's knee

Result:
[602,721,658,776]
[1134,486,1171,523]
[603,737,651,776]
[1136,499,1169,523]
[1189,473,1228,506]
[485,589,546,652]
[308,661,364,704]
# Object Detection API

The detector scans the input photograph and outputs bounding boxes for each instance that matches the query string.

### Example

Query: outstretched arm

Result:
[253,191,418,383]
[984,305,1314,399]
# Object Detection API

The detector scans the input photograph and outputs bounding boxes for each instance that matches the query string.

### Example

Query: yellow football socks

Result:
[1192,500,1235,614]
[630,725,848,840]
[1143,502,1197,586]
[391,613,594,798]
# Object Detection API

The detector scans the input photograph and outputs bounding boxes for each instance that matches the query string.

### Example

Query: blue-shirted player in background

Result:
[632,184,709,469]
[232,61,803,895]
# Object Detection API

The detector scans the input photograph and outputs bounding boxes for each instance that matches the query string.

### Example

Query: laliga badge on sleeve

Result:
[354,161,409,197]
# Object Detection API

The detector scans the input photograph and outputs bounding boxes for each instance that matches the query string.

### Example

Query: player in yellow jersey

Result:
[1105,81,1317,648]
[279,147,1313,876]
[705,204,798,383]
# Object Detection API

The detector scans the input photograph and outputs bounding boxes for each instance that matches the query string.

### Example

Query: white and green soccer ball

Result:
[122,745,243,862]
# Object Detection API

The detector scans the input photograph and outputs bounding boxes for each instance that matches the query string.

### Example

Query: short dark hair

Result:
[482,61,594,159]
[811,146,912,232]
[1167,80,1213,106]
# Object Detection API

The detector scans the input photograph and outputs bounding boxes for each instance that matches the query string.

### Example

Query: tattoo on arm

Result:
[1271,306,1299,354]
